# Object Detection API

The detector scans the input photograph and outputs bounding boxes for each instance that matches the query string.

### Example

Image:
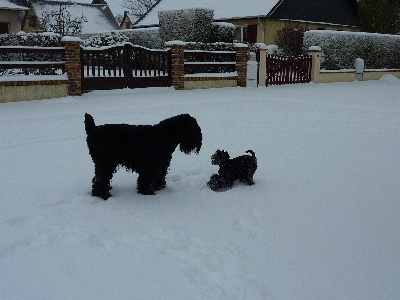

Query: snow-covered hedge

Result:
[211,22,235,43]
[83,28,163,49]
[159,8,214,43]
[304,30,400,70]
[0,31,62,47]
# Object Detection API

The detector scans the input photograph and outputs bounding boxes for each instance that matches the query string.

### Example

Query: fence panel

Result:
[0,46,65,75]
[184,50,236,74]
[81,44,171,91]
[266,54,312,86]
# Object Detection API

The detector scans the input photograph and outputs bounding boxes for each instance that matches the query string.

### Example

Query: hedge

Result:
[304,30,400,70]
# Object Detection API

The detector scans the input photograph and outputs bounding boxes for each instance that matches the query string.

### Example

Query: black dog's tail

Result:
[84,113,95,134]
[246,150,256,157]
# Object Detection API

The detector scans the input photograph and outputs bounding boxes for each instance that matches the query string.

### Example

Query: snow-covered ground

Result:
[1,78,400,299]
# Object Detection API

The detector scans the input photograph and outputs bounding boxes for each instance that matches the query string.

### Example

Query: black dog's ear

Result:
[221,150,230,160]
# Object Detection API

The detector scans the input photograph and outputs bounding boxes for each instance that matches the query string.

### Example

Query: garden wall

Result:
[307,47,400,83]
[0,76,68,103]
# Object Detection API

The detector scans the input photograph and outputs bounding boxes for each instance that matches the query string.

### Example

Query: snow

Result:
[1,79,400,299]
[0,74,67,82]
[61,36,82,43]
[0,0,28,10]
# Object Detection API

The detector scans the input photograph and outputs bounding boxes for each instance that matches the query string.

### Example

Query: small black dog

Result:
[207,149,257,191]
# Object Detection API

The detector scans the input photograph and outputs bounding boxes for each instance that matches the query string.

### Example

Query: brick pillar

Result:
[61,37,83,96]
[235,43,248,87]
[307,46,324,83]
[166,41,185,90]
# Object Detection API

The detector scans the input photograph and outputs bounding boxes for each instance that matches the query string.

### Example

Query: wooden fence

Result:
[0,46,65,75]
[81,44,171,91]
[184,50,236,74]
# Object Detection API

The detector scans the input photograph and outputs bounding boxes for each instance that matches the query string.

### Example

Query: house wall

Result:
[228,18,358,45]
[0,10,24,33]
[22,5,42,33]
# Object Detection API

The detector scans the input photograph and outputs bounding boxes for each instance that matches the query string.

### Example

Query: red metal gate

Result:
[266,54,312,86]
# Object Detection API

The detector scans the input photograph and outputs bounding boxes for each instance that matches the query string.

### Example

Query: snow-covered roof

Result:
[137,0,358,28]
[31,1,119,34]
[138,0,281,26]
[0,0,28,10]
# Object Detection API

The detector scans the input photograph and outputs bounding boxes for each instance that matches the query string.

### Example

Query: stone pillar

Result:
[307,46,324,84]
[61,36,83,96]
[257,43,268,86]
[234,43,248,87]
[166,41,185,90]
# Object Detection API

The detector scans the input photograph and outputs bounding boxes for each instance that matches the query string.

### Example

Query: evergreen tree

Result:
[358,0,400,34]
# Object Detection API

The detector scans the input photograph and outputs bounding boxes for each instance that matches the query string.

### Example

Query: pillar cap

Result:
[61,36,82,43]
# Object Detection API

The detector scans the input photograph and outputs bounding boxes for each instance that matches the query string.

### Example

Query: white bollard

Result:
[247,53,258,87]
[354,58,365,81]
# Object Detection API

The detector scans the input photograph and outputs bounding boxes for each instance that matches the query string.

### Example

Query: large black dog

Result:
[207,149,257,191]
[84,113,202,199]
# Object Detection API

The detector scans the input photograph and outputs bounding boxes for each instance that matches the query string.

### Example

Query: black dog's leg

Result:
[241,177,255,186]
[137,169,157,195]
[154,158,171,191]
[92,164,115,200]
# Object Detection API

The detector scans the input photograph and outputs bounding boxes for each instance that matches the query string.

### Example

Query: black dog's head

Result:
[160,114,202,154]
[179,114,202,154]
[211,149,230,166]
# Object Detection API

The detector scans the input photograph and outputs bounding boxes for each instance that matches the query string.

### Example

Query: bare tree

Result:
[41,4,87,36]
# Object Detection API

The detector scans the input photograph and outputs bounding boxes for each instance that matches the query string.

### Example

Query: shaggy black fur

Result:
[84,113,202,199]
[207,149,257,191]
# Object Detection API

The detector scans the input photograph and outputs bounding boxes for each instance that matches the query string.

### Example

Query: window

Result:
[235,26,247,43]
[0,23,9,34]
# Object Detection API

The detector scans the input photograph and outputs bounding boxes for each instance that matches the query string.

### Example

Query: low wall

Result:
[0,76,68,103]
[307,48,400,84]
[318,70,356,83]
[184,73,237,90]
[363,69,400,81]
[316,69,400,83]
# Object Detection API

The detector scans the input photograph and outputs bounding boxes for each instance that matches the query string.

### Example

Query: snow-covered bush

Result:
[266,45,282,55]
[0,31,62,47]
[276,25,306,56]
[83,32,129,47]
[304,30,400,69]
[159,8,213,43]
[83,28,162,49]
[211,22,235,43]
